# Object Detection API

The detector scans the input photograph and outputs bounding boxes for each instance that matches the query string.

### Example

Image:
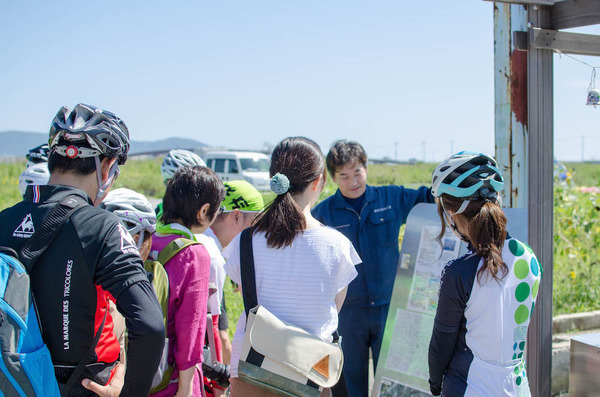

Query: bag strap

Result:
[240,227,258,319]
[63,309,108,393]
[20,194,87,272]
[239,228,348,395]
[157,238,200,264]
[239,228,341,339]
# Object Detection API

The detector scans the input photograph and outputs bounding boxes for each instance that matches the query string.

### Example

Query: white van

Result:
[204,151,271,191]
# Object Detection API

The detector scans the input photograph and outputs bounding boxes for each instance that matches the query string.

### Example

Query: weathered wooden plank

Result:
[484,0,559,5]
[494,3,529,209]
[530,27,600,56]
[527,5,554,397]
[552,0,600,30]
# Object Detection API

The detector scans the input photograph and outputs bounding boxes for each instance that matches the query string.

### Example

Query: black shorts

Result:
[218,295,228,331]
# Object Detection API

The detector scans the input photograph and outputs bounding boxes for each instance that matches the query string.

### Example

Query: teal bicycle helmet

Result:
[432,151,504,199]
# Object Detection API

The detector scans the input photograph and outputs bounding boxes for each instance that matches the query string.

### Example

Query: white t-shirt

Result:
[196,228,226,315]
[222,226,360,377]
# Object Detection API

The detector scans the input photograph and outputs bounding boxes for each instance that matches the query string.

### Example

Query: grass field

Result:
[1,160,597,337]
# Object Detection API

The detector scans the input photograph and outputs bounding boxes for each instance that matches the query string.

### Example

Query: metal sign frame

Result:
[492,0,599,395]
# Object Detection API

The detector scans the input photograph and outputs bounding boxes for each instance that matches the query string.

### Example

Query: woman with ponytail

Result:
[428,152,542,397]
[223,137,360,397]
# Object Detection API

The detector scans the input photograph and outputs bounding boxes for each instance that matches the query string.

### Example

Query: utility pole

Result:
[395,141,399,161]
[581,135,585,162]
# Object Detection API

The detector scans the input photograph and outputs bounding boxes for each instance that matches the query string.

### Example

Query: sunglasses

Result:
[218,205,226,215]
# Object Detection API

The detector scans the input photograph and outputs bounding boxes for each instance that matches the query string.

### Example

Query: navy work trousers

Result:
[338,303,390,397]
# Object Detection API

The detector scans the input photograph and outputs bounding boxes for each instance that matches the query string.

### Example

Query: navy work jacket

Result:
[312,184,433,307]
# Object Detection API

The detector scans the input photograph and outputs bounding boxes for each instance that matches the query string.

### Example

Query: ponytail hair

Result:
[253,137,326,248]
[437,195,508,283]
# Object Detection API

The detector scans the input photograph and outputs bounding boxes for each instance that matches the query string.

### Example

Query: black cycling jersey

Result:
[0,185,165,396]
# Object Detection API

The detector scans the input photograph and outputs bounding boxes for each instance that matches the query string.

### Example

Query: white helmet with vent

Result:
[161,149,206,182]
[18,162,50,196]
[100,188,157,238]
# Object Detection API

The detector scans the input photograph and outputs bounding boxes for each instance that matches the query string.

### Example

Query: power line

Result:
[555,50,600,70]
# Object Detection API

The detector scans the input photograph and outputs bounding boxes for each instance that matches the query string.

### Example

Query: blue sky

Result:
[1,1,598,161]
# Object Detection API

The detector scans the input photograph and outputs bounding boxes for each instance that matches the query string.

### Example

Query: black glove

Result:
[202,346,230,388]
[202,361,230,388]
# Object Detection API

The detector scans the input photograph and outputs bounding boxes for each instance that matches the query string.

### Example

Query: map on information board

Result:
[371,203,528,396]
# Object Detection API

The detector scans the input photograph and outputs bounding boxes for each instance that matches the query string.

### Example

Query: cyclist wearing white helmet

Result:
[428,152,542,397]
[0,104,165,397]
[18,162,50,197]
[161,149,206,182]
[156,149,207,218]
[25,143,50,168]
[100,188,157,368]
[101,188,157,255]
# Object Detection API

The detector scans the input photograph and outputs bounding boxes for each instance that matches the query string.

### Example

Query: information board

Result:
[371,203,528,396]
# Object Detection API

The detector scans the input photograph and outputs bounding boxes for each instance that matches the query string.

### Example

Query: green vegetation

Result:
[114,157,165,198]
[553,186,600,314]
[1,159,599,331]
[565,162,600,187]
[0,161,26,210]
[368,162,436,188]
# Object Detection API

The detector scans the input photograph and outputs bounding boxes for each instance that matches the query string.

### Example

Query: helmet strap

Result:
[136,230,145,249]
[93,156,120,206]
[441,198,471,243]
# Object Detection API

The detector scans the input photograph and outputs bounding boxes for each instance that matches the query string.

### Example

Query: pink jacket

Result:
[150,234,210,397]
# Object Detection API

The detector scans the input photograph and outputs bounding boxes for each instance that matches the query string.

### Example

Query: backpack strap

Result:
[62,309,108,394]
[0,247,19,260]
[157,238,200,264]
[143,259,169,329]
[240,228,258,320]
[20,194,87,272]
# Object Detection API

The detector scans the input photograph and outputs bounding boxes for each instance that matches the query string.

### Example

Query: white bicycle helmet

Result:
[100,188,157,242]
[432,151,504,199]
[161,149,206,181]
[18,162,50,196]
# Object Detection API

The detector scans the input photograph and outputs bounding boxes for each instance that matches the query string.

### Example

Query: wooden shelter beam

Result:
[513,28,600,56]
[552,0,600,30]
[531,28,600,56]
[485,0,559,5]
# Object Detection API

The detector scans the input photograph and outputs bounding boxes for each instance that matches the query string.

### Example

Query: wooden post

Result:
[527,4,553,397]
[494,3,528,209]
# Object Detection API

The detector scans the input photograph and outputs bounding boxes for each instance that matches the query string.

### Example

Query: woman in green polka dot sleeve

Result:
[427,152,542,397]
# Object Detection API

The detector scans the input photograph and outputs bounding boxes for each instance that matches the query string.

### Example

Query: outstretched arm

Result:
[116,281,166,396]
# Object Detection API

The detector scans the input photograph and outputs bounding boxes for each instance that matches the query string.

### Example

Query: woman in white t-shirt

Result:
[223,136,360,397]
